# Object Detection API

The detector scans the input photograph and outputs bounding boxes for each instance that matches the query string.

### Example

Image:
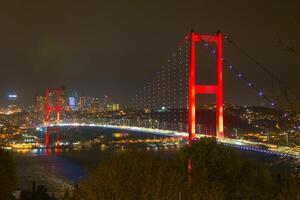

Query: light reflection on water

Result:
[13,145,297,197]
[13,146,179,197]
[13,149,86,197]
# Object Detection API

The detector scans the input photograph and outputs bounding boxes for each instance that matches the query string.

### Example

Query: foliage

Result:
[71,138,300,200]
[180,138,275,199]
[0,149,16,200]
[73,151,187,200]
[19,181,55,200]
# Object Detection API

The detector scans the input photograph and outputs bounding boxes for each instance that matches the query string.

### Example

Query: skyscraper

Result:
[79,96,92,112]
[8,94,18,108]
[101,95,108,111]
[59,86,68,112]
[35,95,45,113]
[7,93,20,113]
[68,90,79,111]
[91,97,100,113]
[34,94,45,122]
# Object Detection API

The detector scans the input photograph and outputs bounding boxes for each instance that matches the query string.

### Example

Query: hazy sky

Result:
[0,0,299,106]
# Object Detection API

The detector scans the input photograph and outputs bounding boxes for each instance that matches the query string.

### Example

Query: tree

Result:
[72,138,300,200]
[0,149,16,200]
[73,151,187,200]
[180,138,275,199]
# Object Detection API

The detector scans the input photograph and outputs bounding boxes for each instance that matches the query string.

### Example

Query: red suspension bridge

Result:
[38,30,300,158]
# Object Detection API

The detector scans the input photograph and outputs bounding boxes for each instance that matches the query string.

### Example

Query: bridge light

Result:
[248,82,252,87]
[258,91,263,96]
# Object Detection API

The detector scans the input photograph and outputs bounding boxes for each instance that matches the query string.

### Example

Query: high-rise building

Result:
[79,96,92,111]
[7,93,20,113]
[59,86,68,112]
[8,94,18,108]
[91,97,100,113]
[68,97,76,111]
[102,95,108,111]
[35,95,45,113]
[34,94,45,122]
[68,90,79,111]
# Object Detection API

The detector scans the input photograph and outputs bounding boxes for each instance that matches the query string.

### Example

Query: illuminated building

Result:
[68,90,79,111]
[106,103,120,111]
[35,95,45,112]
[91,97,100,113]
[112,132,129,138]
[102,95,108,111]
[59,86,68,112]
[79,96,92,111]
[7,93,21,113]
[33,93,45,122]
[8,94,18,106]
[68,97,76,111]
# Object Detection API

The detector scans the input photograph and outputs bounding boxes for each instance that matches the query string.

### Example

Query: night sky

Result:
[0,0,299,106]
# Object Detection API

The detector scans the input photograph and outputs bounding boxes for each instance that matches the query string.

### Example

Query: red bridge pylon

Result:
[188,30,224,143]
[44,88,61,148]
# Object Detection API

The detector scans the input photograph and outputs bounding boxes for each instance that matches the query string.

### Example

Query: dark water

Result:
[12,127,182,196]
[13,147,180,197]
[13,149,84,196]
[12,127,296,197]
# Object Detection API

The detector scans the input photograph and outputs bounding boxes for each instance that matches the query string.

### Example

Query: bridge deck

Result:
[37,123,299,159]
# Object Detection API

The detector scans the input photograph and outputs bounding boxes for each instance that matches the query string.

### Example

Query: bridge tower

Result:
[44,88,61,147]
[188,30,224,143]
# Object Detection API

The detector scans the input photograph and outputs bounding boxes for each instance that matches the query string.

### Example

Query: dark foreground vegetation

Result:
[1,138,300,200]
[69,139,300,200]
[0,149,16,200]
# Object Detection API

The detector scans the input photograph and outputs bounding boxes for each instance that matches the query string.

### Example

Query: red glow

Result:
[45,88,61,125]
[45,89,50,125]
[188,157,192,185]
[188,31,224,139]
[216,31,224,138]
[44,88,62,147]
[195,85,217,94]
[55,88,61,123]
[188,31,196,143]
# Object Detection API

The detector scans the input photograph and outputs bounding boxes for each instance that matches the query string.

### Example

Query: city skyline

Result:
[0,2,299,199]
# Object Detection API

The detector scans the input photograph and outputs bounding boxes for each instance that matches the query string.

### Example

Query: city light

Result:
[0,2,298,199]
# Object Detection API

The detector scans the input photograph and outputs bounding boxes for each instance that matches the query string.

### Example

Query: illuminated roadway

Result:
[38,122,300,159]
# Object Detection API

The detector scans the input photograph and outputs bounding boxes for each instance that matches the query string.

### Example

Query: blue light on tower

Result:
[68,97,76,111]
